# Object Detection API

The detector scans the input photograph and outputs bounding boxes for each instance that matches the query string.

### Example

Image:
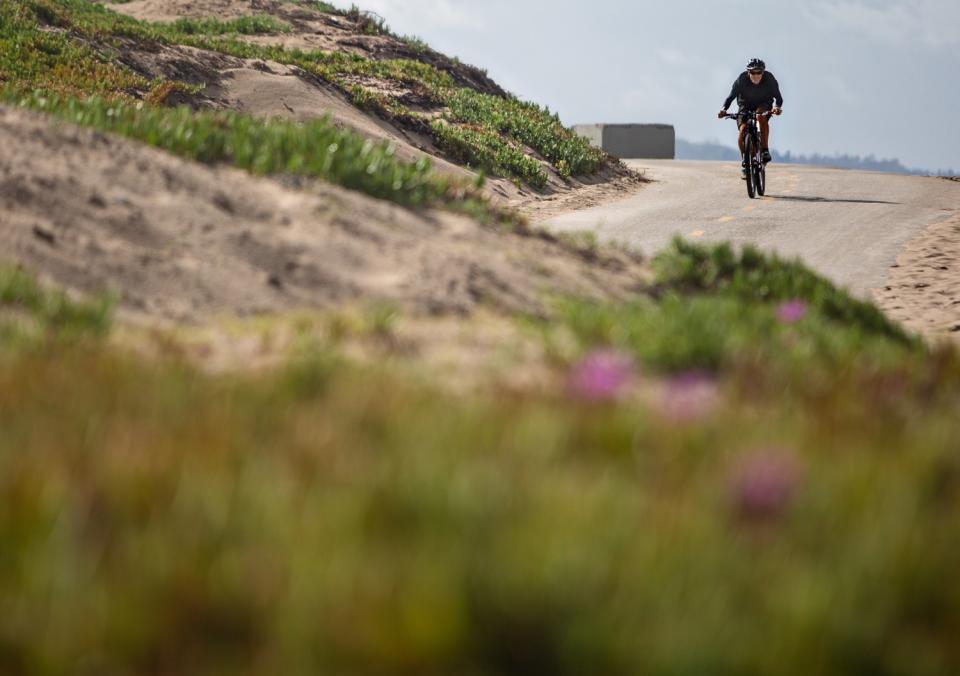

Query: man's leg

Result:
[758,107,772,163]
[738,123,748,178]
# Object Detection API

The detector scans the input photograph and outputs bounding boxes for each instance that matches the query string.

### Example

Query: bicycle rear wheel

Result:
[745,136,756,199]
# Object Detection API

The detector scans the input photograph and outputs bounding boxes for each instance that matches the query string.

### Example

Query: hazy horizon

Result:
[349,0,960,174]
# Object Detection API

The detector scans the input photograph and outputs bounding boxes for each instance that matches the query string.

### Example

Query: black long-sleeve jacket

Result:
[723,71,784,111]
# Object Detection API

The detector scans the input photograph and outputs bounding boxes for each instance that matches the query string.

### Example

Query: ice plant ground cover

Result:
[5,91,474,212]
[3,241,960,676]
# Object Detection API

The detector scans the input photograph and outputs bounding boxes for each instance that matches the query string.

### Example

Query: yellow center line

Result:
[717,216,736,223]
[689,230,705,238]
[743,205,757,212]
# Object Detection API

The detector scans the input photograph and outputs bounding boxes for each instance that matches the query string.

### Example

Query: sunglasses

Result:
[748,70,764,75]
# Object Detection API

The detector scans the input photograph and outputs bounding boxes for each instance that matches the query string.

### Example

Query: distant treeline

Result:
[675,139,958,177]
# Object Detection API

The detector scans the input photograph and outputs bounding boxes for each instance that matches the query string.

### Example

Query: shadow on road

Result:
[767,195,900,205]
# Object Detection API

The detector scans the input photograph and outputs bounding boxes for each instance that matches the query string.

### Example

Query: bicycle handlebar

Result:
[721,110,779,120]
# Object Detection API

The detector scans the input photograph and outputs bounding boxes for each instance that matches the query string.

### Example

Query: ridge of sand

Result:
[0,105,651,325]
[118,43,476,181]
[874,211,960,345]
[107,0,506,95]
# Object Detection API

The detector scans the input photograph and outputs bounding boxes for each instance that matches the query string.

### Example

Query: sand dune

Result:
[0,106,650,324]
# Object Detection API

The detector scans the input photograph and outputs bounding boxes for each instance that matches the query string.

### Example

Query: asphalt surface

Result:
[548,160,960,298]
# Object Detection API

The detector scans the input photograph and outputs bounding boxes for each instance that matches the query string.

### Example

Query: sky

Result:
[350,0,960,173]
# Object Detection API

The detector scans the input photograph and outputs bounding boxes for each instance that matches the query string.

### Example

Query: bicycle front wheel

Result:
[745,136,756,199]
[756,162,766,196]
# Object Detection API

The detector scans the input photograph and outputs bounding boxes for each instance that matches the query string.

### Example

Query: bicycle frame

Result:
[722,110,774,199]
[725,110,772,156]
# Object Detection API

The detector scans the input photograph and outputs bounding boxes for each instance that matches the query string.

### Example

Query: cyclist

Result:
[718,58,783,179]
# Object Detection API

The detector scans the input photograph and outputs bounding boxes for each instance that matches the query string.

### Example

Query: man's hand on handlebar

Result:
[717,108,781,122]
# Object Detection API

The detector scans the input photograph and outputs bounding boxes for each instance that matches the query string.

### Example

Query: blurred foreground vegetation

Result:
[3,242,960,675]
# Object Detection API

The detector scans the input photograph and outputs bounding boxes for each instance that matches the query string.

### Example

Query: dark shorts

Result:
[738,105,770,123]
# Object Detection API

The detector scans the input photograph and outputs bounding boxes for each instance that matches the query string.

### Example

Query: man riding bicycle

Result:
[718,58,783,179]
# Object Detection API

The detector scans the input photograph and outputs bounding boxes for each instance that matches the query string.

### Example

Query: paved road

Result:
[548,160,960,298]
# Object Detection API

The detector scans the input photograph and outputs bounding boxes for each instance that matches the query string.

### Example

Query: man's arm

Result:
[769,73,784,108]
[722,78,740,110]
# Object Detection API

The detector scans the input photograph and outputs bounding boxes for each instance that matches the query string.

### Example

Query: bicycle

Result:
[722,110,776,199]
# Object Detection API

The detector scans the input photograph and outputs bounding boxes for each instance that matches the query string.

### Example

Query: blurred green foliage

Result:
[0,265,113,345]
[552,293,898,375]
[545,240,923,377]
[654,237,911,344]
[2,246,960,675]
[2,319,960,675]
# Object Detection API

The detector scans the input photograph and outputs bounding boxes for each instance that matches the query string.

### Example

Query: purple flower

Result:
[657,371,720,423]
[568,349,635,402]
[777,300,809,324]
[731,449,801,522]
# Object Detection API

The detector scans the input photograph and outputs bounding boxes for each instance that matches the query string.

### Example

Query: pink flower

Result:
[731,449,801,522]
[568,349,635,402]
[777,300,809,324]
[657,371,720,423]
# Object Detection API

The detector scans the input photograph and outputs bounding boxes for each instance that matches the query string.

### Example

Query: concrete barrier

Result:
[573,123,675,160]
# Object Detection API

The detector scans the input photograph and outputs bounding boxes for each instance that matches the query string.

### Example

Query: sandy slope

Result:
[0,106,650,324]
[874,211,960,345]
[120,42,476,179]
[104,0,646,211]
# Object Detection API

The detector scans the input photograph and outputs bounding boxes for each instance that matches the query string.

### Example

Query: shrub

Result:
[431,120,548,188]
[654,237,913,344]
[0,266,113,343]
